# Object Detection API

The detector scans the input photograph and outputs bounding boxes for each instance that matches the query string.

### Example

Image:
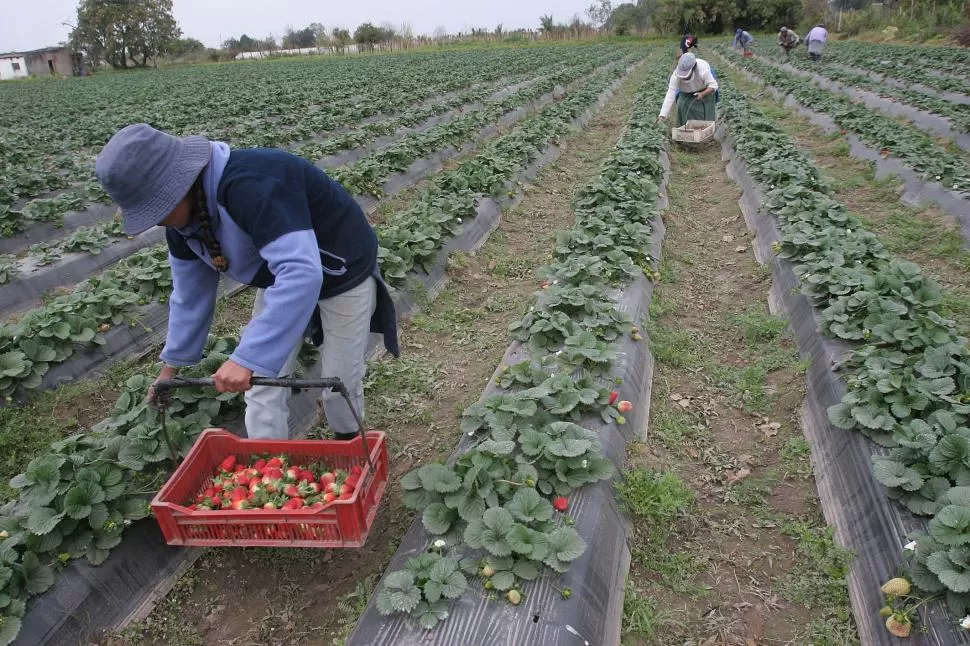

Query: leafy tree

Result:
[539,14,556,32]
[331,27,352,52]
[587,0,614,26]
[221,34,260,53]
[608,3,649,33]
[282,26,317,49]
[72,0,181,69]
[354,22,393,50]
[168,37,205,56]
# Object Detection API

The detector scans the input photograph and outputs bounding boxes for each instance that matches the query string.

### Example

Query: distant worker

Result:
[657,53,719,126]
[679,34,699,54]
[778,27,800,58]
[733,28,754,54]
[805,24,829,61]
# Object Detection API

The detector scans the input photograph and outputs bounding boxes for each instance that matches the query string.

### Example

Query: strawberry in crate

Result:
[185,453,363,511]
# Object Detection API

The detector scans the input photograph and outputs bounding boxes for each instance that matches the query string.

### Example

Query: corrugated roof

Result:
[0,46,73,58]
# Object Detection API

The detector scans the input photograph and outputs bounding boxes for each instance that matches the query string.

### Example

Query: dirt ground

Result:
[619,139,858,645]
[102,63,651,646]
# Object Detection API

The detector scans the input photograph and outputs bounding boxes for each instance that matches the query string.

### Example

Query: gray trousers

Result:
[243,277,377,439]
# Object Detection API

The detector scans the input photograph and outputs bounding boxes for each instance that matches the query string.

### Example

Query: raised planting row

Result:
[0,56,647,403]
[345,65,670,644]
[0,44,635,233]
[328,52,633,197]
[0,57,652,646]
[718,70,970,642]
[767,52,970,137]
[0,52,628,316]
[716,46,970,198]
[825,41,970,93]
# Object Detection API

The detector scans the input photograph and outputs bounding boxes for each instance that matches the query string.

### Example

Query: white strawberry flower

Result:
[433,539,446,549]
[961,615,970,630]
[456,218,462,223]
[904,540,917,552]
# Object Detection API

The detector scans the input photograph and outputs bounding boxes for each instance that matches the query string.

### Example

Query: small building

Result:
[0,46,81,80]
[0,53,28,80]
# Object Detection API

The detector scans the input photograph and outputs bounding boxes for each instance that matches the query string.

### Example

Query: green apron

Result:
[676,91,715,127]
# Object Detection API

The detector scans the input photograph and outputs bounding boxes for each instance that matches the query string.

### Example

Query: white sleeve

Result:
[659,73,678,118]
[702,64,718,90]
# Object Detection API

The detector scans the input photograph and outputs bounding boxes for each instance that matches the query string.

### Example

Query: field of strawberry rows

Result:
[0,43,671,646]
[824,41,970,94]
[706,42,970,643]
[11,34,970,646]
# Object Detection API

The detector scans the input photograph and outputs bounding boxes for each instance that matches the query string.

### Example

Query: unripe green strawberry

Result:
[880,578,911,597]
[507,589,521,605]
[878,605,892,618]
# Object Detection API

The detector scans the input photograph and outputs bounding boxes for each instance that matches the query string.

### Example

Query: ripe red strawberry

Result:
[234,472,252,487]
[267,456,284,468]
[608,390,619,405]
[298,470,315,483]
[325,481,339,495]
[553,496,569,512]
[231,499,250,510]
[284,467,300,483]
[300,482,320,496]
[344,474,359,489]
[320,472,336,487]
[263,467,283,481]
[231,486,249,502]
[283,483,301,498]
[617,400,633,413]
[253,458,266,471]
[323,492,336,504]
[220,455,237,473]
[350,465,363,476]
[339,492,353,500]
[263,478,281,494]
[263,502,278,510]
[211,496,222,507]
[309,501,325,510]
[339,484,355,496]
[282,498,305,510]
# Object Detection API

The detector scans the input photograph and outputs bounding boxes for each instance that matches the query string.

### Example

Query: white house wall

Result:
[0,56,28,80]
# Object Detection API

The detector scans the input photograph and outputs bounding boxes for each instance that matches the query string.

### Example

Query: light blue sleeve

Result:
[230,230,322,377]
[160,254,220,367]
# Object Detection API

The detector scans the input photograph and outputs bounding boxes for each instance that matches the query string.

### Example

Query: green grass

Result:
[362,356,443,426]
[622,582,680,643]
[781,436,814,480]
[616,467,694,524]
[780,518,855,612]
[650,404,703,453]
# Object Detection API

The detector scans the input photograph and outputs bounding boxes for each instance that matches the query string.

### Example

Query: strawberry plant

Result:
[717,68,970,624]
[719,46,970,195]
[0,257,16,286]
[375,64,669,631]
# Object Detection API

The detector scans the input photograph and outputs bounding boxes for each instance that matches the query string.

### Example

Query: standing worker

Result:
[805,24,829,61]
[95,124,400,440]
[679,34,699,54]
[778,27,800,58]
[733,28,754,55]
[657,53,719,126]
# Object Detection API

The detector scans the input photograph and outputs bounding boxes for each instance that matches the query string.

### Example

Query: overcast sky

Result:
[3,0,596,51]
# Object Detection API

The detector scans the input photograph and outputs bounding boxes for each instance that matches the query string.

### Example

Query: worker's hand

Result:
[147,364,179,403]
[213,359,254,393]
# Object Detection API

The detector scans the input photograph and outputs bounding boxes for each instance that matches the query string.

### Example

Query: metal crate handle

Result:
[152,377,374,470]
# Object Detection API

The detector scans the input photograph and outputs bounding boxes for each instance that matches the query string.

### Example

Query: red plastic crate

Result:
[151,429,388,548]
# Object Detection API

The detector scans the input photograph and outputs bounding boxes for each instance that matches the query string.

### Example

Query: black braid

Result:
[191,176,229,272]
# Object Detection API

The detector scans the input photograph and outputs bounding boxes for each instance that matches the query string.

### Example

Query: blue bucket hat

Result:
[95,124,211,235]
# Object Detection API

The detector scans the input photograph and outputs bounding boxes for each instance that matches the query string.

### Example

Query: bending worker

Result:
[657,53,719,126]
[679,34,699,54]
[733,28,754,54]
[778,27,800,58]
[805,24,829,61]
[95,124,399,440]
